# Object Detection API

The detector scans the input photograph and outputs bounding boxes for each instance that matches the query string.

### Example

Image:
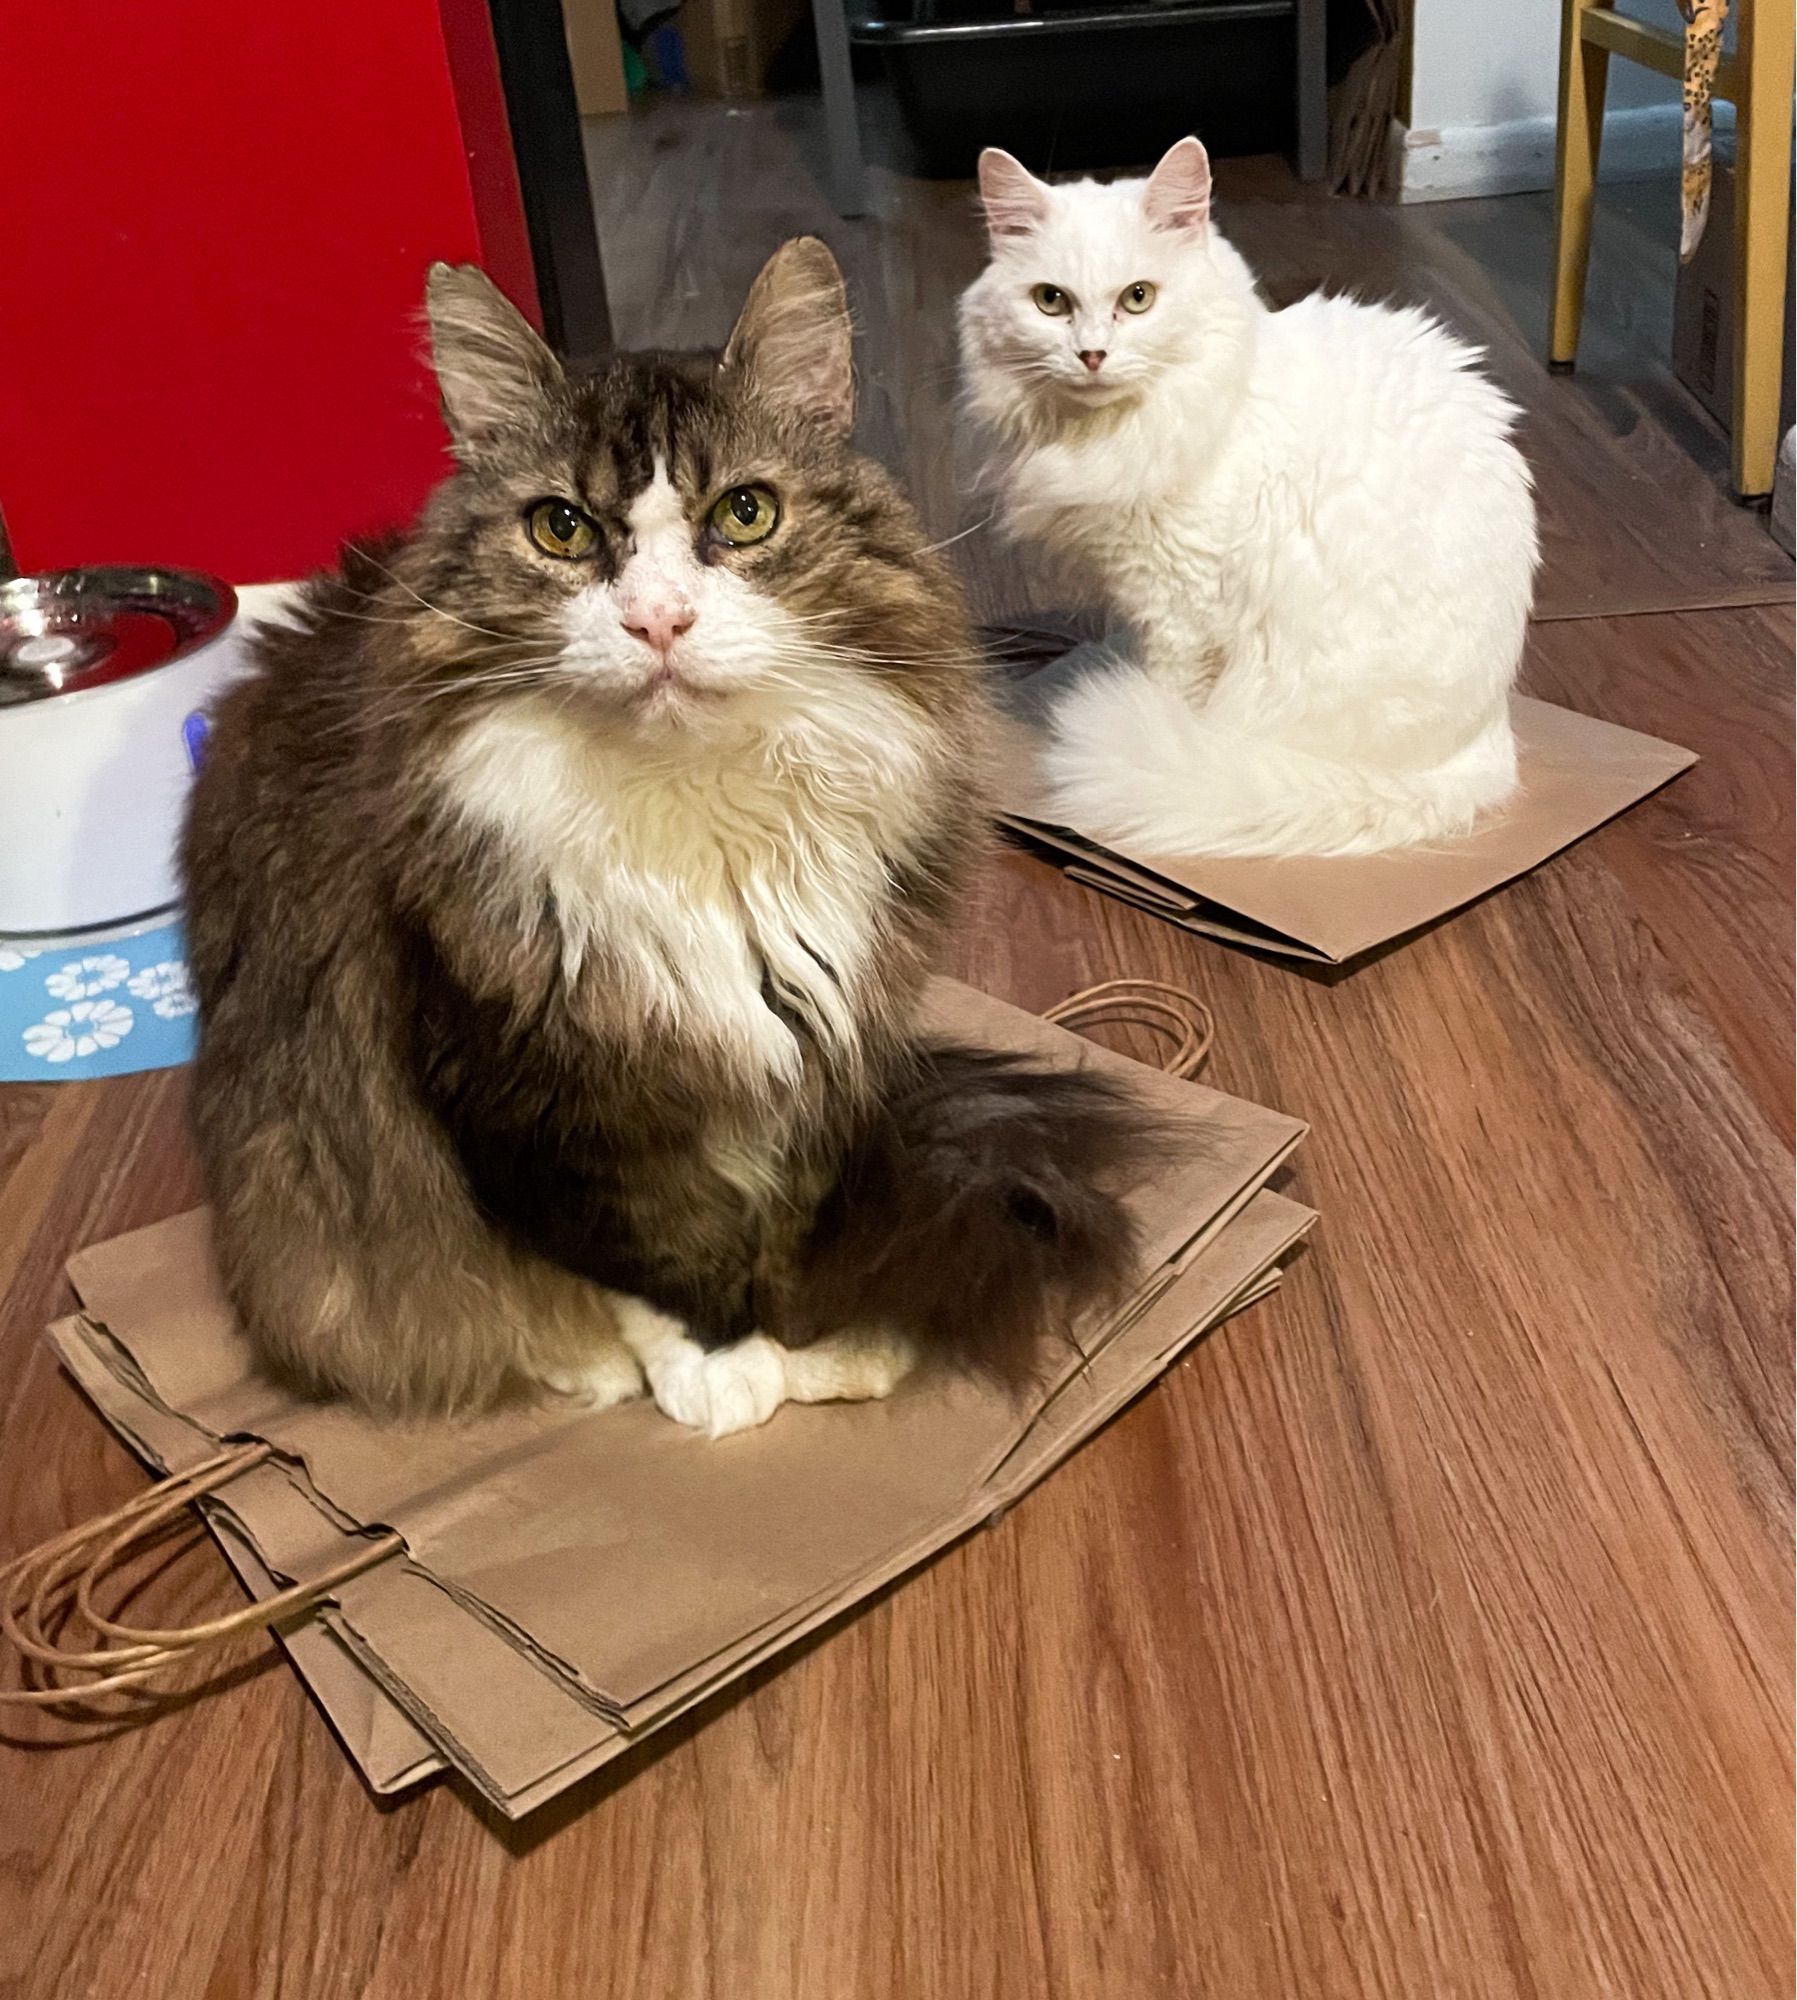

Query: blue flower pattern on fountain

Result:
[23,999,135,1063]
[127,961,197,1019]
[44,953,132,1001]
[2,917,197,1081]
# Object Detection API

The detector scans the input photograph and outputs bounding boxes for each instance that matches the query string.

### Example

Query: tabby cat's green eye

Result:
[525,499,599,560]
[1120,281,1157,314]
[710,485,779,547]
[1031,283,1072,317]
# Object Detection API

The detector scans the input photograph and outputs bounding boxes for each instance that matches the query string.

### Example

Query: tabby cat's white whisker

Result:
[318,604,513,637]
[344,544,529,643]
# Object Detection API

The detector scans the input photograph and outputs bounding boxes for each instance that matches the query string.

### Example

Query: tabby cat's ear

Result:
[425,263,563,459]
[722,237,854,436]
[977,149,1051,239]
[1142,137,1212,233]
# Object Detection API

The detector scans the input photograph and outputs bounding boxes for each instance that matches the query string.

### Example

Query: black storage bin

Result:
[849,0,1297,178]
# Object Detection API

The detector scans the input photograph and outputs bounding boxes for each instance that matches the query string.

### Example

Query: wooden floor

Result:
[4,98,1791,2000]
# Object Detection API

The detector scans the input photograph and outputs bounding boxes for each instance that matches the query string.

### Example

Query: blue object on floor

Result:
[646,23,688,90]
[0,911,196,1081]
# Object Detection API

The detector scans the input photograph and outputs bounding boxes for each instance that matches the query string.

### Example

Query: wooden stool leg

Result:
[1550,0,1614,370]
[1731,0,1794,501]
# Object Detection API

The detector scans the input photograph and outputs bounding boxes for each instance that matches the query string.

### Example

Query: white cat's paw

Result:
[647,1333,788,1438]
[533,1347,646,1412]
[783,1329,917,1405]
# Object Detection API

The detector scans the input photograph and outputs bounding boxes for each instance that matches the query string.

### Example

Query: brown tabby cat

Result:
[182,240,1149,1435]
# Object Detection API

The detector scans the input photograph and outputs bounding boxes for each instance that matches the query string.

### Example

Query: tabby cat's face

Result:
[406,243,967,739]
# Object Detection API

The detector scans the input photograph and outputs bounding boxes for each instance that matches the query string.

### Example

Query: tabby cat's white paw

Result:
[783,1329,916,1404]
[533,1347,646,1411]
[647,1333,788,1437]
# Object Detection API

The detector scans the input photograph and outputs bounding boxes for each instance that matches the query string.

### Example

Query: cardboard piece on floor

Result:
[48,981,1313,1814]
[993,649,1696,965]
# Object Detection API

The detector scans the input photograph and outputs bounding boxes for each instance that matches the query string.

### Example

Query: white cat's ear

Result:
[1142,137,1212,234]
[977,149,1051,239]
[723,236,854,435]
[425,264,563,460]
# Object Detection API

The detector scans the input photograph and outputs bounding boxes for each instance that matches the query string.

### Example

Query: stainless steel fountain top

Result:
[0,505,235,708]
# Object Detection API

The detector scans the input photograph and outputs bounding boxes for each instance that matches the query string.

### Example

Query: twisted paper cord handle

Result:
[0,1439,402,1706]
[1044,977,1215,1080]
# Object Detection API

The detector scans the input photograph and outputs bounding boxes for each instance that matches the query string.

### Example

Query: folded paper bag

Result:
[45,980,1313,1814]
[49,1190,1312,1815]
[63,985,1305,1719]
[992,644,1696,965]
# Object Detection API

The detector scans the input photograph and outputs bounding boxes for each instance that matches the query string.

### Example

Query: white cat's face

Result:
[960,139,1218,412]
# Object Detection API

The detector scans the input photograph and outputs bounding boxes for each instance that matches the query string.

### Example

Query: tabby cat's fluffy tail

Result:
[793,1041,1163,1379]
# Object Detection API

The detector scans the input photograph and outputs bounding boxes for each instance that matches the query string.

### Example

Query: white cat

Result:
[959,139,1539,858]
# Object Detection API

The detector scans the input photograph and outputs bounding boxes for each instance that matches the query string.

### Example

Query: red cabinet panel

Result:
[1,0,537,582]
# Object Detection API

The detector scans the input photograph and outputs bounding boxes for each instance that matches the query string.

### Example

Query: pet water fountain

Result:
[0,501,250,1078]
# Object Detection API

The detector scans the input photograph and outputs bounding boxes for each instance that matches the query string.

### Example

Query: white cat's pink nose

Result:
[622,599,696,656]
[1079,349,1107,373]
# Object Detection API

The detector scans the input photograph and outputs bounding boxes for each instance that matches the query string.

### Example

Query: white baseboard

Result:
[1393,103,1716,204]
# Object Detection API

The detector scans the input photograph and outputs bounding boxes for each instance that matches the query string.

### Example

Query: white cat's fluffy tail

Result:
[1043,668,1518,860]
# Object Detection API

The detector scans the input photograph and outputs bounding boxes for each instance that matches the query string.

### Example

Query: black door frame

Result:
[485,0,613,367]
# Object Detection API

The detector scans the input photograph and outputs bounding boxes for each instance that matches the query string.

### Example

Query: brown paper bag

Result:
[49,1192,1310,1814]
[47,982,1313,1814]
[992,647,1695,964]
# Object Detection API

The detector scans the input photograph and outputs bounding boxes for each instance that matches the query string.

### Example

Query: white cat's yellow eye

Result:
[710,484,779,547]
[525,498,599,560]
[1119,282,1157,314]
[1031,283,1073,317]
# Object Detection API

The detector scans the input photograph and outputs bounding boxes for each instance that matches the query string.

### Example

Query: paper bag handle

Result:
[0,1440,403,1706]
[1044,977,1215,1080]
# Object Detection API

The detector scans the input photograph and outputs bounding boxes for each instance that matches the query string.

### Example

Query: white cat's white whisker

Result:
[912,514,996,557]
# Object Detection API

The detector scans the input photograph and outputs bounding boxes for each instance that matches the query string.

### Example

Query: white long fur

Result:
[959,149,1539,859]
[439,462,933,1087]
[442,692,925,1075]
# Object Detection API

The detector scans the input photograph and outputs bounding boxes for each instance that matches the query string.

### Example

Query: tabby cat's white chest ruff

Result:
[440,699,925,1080]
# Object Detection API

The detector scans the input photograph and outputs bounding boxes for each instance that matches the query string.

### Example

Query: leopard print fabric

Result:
[1680,0,1729,263]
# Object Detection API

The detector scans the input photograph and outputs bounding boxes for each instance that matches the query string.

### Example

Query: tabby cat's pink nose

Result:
[622,600,696,656]
[1079,350,1107,373]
